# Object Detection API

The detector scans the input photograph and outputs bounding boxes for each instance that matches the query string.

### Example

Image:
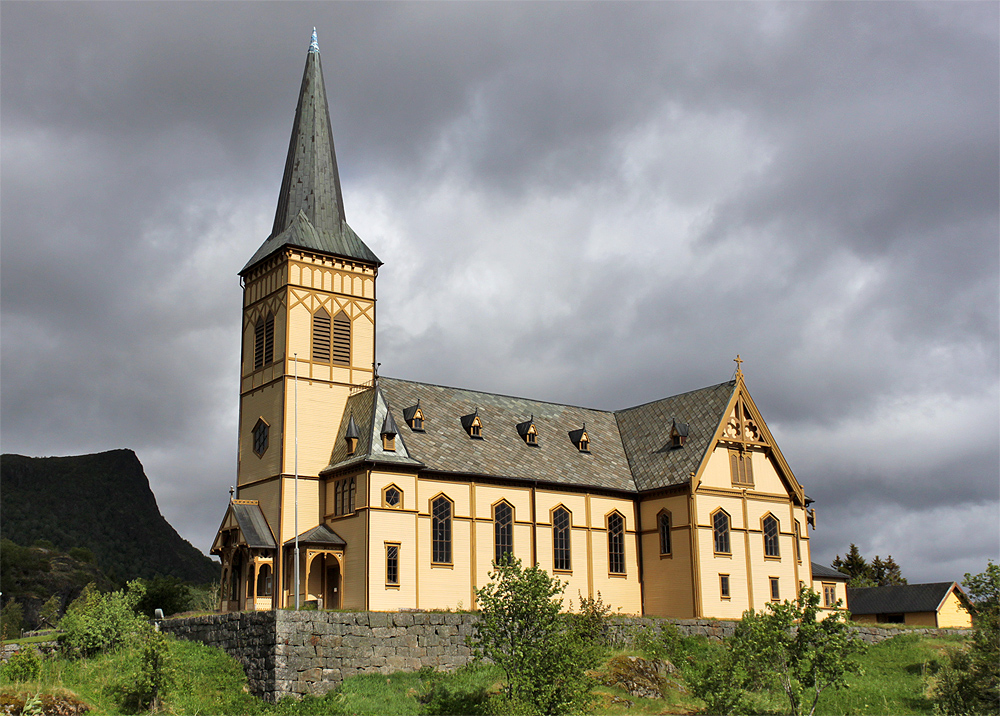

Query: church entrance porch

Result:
[283,524,347,609]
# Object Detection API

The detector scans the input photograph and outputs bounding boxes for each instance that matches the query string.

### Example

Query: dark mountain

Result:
[1,449,219,584]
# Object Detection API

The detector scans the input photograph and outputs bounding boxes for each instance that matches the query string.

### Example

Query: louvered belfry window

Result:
[254,313,275,370]
[263,313,274,364]
[254,319,265,369]
[332,311,351,365]
[312,308,331,362]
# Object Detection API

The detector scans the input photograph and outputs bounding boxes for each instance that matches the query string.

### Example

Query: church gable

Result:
[694,378,805,504]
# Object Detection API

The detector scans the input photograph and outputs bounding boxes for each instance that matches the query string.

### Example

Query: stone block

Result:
[369,612,390,627]
[393,612,414,627]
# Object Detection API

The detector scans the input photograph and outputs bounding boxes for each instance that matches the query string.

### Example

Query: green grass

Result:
[0,633,968,715]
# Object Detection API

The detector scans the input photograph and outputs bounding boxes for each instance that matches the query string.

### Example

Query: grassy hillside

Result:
[0,633,962,715]
[1,450,219,584]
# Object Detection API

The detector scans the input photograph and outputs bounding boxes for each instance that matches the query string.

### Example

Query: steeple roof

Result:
[242,30,380,275]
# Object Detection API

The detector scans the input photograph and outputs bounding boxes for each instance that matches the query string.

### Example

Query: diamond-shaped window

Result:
[252,418,269,457]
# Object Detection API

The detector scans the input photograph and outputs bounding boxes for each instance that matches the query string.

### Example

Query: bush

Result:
[108,630,175,713]
[931,561,999,714]
[39,595,61,628]
[59,580,149,658]
[472,555,598,715]
[0,647,42,682]
[729,586,865,716]
[1,600,24,639]
[135,575,192,618]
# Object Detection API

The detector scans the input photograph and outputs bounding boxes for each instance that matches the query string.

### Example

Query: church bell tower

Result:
[233,29,381,575]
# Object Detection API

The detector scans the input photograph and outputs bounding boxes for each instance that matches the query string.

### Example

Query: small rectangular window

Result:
[720,574,730,598]
[823,583,837,607]
[770,577,780,601]
[386,543,400,586]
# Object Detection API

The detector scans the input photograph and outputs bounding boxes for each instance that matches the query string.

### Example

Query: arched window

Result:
[256,564,272,596]
[332,311,351,365]
[552,507,571,571]
[431,496,452,564]
[607,512,625,575]
[658,511,672,555]
[763,515,780,558]
[494,501,513,564]
[230,555,242,601]
[713,511,731,554]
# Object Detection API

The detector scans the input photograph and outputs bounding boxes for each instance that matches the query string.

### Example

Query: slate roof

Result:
[284,523,347,547]
[321,377,738,494]
[242,34,380,275]
[811,562,849,581]
[846,583,963,615]
[616,381,737,491]
[231,501,277,549]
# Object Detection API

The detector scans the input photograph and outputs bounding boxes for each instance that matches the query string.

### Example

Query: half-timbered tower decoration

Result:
[211,31,825,618]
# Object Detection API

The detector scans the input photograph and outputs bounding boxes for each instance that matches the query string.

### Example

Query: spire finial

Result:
[734,354,744,378]
[309,28,319,53]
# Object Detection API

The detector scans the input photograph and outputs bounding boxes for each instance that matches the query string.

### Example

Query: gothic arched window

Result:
[607,512,625,575]
[552,507,571,571]
[658,511,672,555]
[763,515,780,558]
[431,496,453,565]
[494,501,513,564]
[713,510,731,554]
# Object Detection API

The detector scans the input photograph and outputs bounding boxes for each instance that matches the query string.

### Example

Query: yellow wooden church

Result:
[212,32,822,619]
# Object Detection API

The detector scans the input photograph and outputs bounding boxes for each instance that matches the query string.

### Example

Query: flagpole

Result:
[294,353,300,610]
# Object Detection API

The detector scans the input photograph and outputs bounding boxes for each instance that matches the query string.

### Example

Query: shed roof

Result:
[846,582,963,615]
[811,562,849,581]
[284,524,347,547]
[231,501,277,549]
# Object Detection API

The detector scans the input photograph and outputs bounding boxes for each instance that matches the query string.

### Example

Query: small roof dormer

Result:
[516,416,539,446]
[461,408,484,439]
[569,424,591,453]
[670,419,690,449]
[403,401,425,432]
[344,412,360,455]
[381,407,399,452]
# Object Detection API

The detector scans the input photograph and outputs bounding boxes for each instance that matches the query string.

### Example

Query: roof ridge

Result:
[614,380,736,414]
[379,376,614,413]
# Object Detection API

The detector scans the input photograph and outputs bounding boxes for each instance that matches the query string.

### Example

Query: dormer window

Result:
[516,416,539,446]
[381,408,399,452]
[403,402,425,432]
[670,419,689,449]
[461,409,484,440]
[568,425,591,453]
[344,413,360,456]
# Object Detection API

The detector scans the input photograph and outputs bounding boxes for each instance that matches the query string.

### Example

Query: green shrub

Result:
[108,630,175,713]
[728,586,865,716]
[472,555,598,716]
[1,647,42,682]
[39,595,61,628]
[135,575,192,618]
[1,600,24,639]
[59,580,148,658]
[930,561,999,714]
[634,622,683,662]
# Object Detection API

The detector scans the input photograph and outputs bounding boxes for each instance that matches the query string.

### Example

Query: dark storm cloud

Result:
[2,2,996,583]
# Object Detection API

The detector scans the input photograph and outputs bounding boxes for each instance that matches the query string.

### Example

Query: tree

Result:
[931,561,999,714]
[59,580,148,658]
[471,555,597,715]
[135,575,192,618]
[832,544,907,587]
[729,586,866,716]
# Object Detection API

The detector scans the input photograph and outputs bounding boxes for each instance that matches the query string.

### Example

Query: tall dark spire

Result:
[242,30,380,274]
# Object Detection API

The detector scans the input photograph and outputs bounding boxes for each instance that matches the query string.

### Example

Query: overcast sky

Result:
[2,2,997,585]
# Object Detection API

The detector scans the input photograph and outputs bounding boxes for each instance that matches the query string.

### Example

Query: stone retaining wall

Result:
[161,610,972,701]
